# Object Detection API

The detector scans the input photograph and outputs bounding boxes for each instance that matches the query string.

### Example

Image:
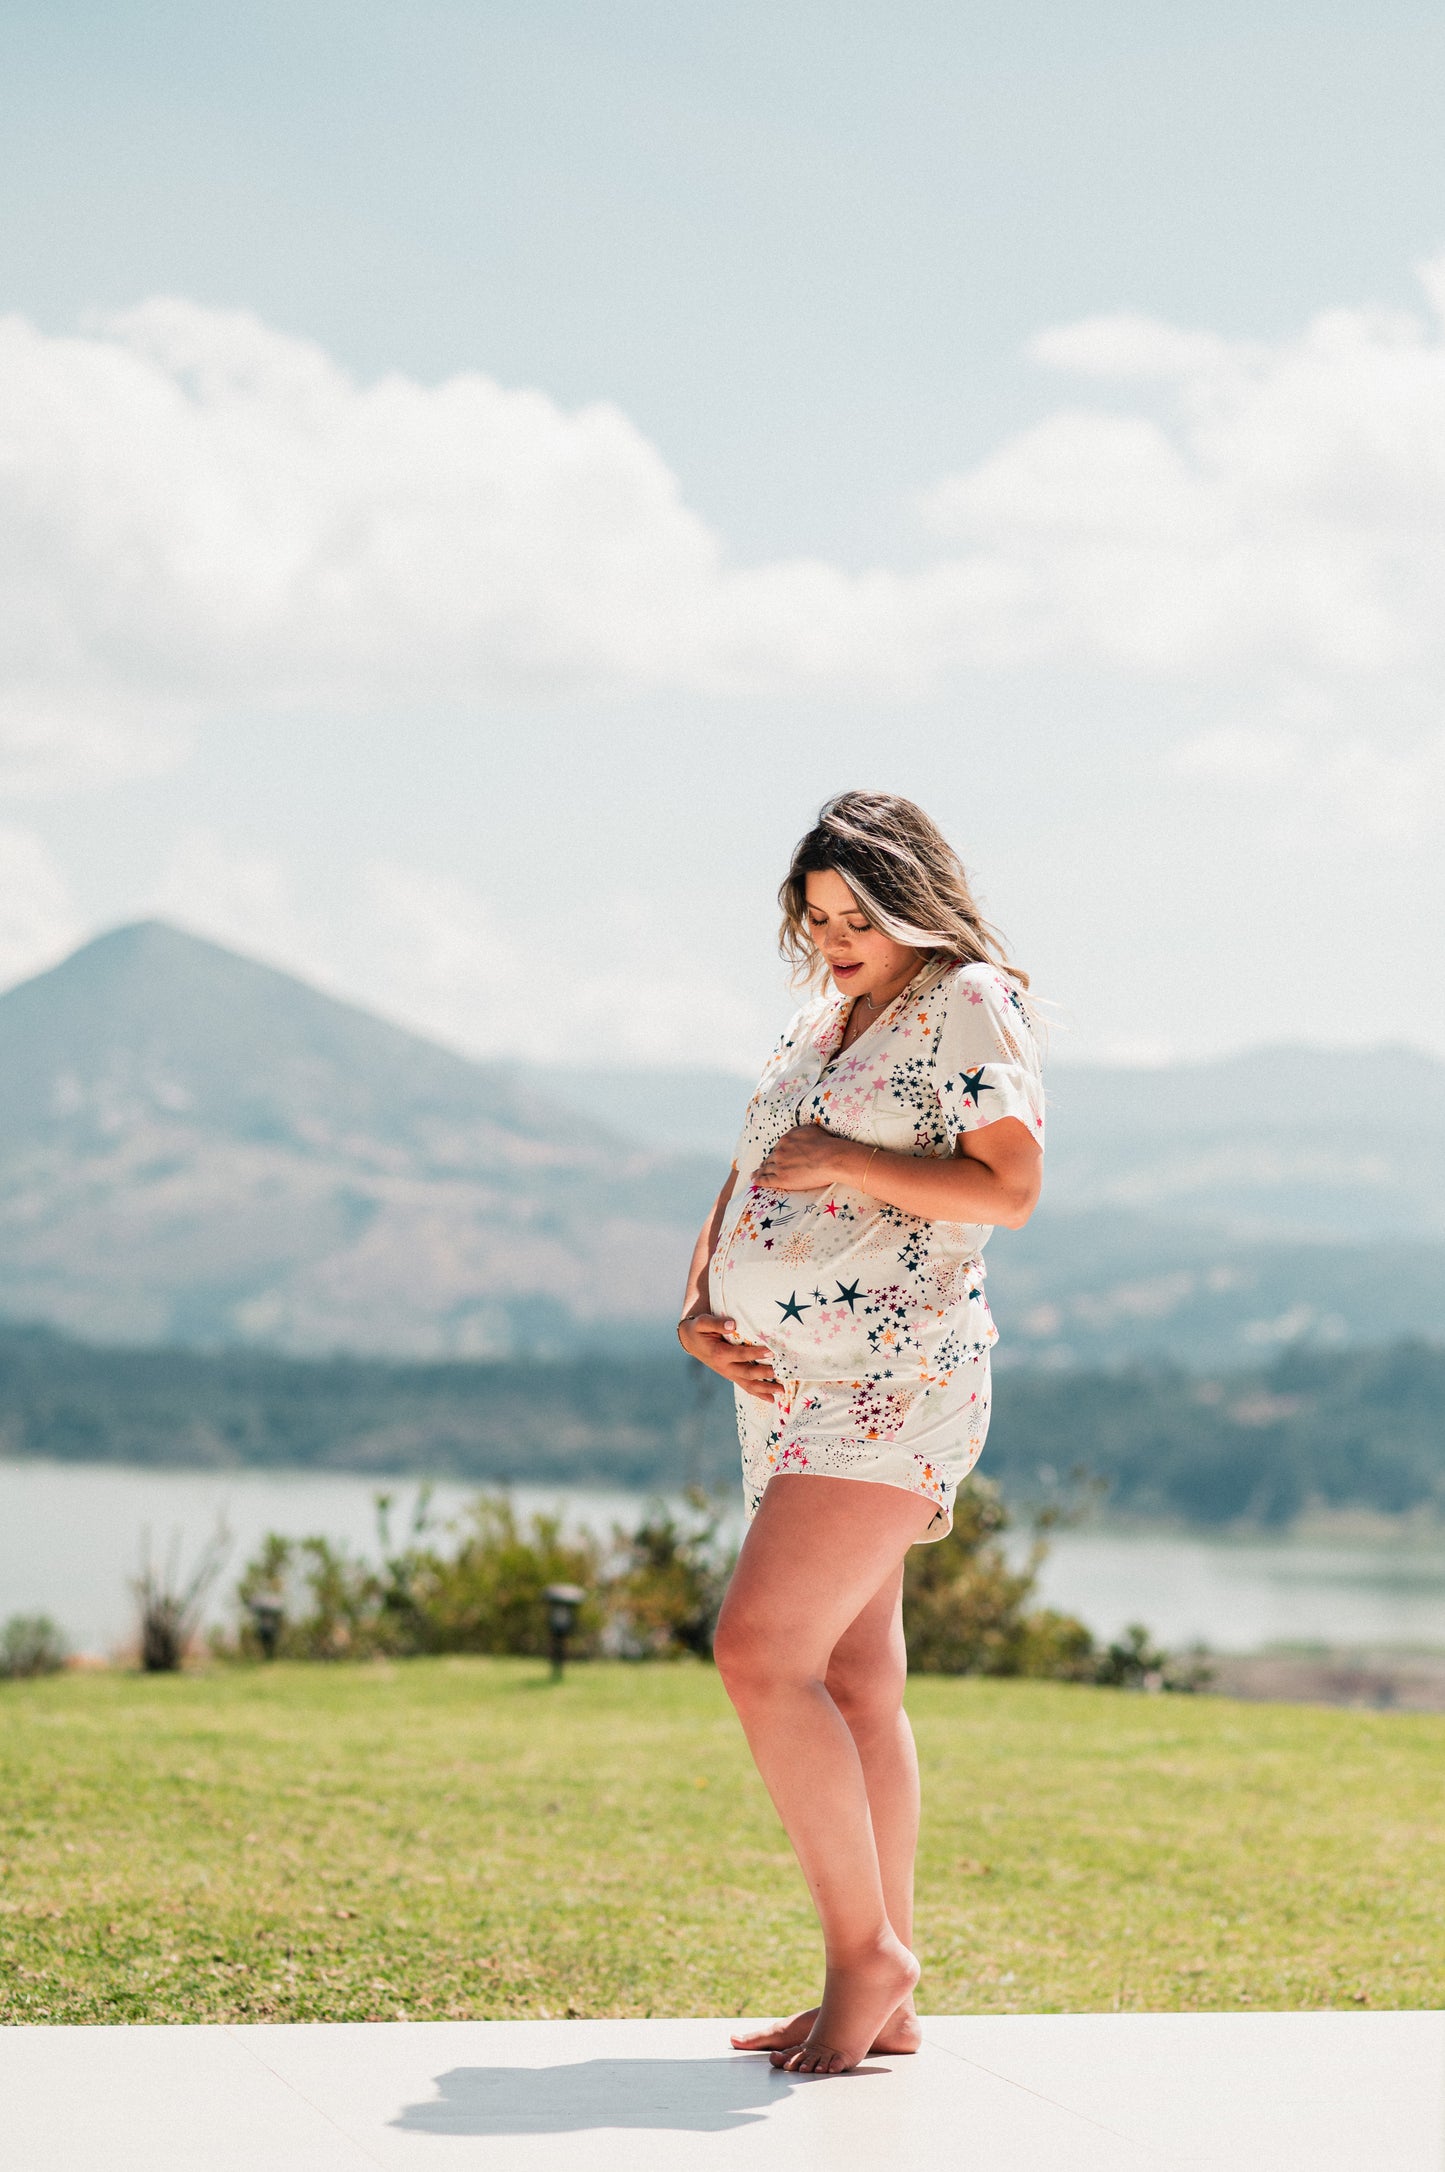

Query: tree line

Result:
[0,1321,1442,1527]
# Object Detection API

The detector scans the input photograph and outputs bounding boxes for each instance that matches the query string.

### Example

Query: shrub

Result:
[223,1479,1191,1689]
[235,1533,399,1662]
[404,1497,602,1657]
[229,1495,602,1662]
[1093,1621,1214,1693]
[902,1478,1097,1678]
[0,1613,67,1680]
[133,1524,229,1672]
[602,1491,734,1659]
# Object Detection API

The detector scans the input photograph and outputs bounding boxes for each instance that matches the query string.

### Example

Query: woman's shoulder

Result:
[767,987,839,1064]
[932,959,1039,1044]
[938,958,1030,1008]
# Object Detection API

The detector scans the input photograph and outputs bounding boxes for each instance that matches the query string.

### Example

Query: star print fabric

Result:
[708,959,1044,1542]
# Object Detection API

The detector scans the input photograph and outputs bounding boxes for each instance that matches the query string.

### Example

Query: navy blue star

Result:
[776,1291,810,1323]
[956,1067,993,1107]
[835,1280,862,1310]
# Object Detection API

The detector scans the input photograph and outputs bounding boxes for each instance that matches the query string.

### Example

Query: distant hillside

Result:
[533,1050,1445,1368]
[515,1063,755,1160]
[531,1047,1445,1239]
[1039,1047,1445,1242]
[0,923,715,1356]
[0,1322,728,1490]
[2,1319,1443,1529]
[2,924,1444,1367]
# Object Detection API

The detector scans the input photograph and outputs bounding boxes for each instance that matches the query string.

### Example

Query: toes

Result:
[772,2040,853,2076]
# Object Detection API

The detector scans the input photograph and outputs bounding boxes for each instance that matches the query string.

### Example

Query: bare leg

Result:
[731,1566,922,2056]
[713,1475,931,2074]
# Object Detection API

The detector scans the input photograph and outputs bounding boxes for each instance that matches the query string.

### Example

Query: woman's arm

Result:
[756,1119,1042,1230]
[677,1166,783,1401]
[679,1165,738,1322]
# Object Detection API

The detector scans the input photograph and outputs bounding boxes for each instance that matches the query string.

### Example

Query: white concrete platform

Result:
[3,2013,1442,2171]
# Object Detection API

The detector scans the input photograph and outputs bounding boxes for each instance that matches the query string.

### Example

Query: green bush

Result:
[1092,1621,1214,1693]
[602,1491,734,1659]
[0,1613,67,1680]
[228,1490,735,1667]
[230,1496,602,1662]
[902,1478,1099,1679]
[900,1482,1211,1688]
[234,1532,400,1662]
[404,1497,603,1658]
[224,1480,1195,1688]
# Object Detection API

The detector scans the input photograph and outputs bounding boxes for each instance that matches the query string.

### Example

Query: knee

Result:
[827,1650,906,1737]
[713,1599,804,1707]
[712,1603,770,1703]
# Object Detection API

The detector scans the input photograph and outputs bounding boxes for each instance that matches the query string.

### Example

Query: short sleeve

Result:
[929,965,1046,1151]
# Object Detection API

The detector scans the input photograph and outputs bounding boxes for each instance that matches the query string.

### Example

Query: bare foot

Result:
[768,1933,920,2075]
[731,2000,922,2057]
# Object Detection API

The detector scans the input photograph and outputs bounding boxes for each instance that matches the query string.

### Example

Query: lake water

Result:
[7,1458,1445,1659]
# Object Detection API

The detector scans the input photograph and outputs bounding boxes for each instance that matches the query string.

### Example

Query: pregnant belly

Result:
[710,1185,989,1382]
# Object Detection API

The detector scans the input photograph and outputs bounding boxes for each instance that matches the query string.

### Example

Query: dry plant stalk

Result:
[132,1521,230,1672]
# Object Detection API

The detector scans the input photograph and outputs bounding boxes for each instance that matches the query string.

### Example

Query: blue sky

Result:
[3,2,1445,1068]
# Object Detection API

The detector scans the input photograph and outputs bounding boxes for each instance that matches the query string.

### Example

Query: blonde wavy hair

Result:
[779,791,1029,992]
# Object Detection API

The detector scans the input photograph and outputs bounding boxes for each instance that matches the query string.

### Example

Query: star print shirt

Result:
[708,960,1045,1386]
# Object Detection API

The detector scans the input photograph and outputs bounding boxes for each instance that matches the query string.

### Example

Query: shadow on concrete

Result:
[392,2055,882,2135]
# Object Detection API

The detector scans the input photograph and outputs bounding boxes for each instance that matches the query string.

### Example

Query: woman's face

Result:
[804,868,919,1004]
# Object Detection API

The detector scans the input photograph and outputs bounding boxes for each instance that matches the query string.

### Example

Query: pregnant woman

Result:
[678,790,1044,2076]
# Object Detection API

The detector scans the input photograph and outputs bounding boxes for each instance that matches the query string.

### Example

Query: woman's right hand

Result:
[678,1312,783,1403]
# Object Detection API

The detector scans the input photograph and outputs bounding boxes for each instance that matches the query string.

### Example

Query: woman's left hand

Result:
[756,1124,856,1193]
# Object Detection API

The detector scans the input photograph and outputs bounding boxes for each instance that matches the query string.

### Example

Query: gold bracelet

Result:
[860,1148,880,1194]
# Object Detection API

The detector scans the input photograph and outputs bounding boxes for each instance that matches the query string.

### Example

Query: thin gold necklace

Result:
[862,966,914,1014]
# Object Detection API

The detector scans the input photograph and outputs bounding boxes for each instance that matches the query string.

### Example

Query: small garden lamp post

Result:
[248,1594,284,1661]
[543,1583,586,1681]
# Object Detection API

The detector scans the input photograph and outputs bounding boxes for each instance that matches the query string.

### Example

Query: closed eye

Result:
[807,913,872,933]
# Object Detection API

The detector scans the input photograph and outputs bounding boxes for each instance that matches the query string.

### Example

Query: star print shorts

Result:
[733,1352,992,1544]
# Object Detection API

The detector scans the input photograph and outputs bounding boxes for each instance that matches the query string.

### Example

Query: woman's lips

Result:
[832,961,862,977]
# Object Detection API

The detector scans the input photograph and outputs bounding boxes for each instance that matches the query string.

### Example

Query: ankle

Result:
[825,1925,911,1970]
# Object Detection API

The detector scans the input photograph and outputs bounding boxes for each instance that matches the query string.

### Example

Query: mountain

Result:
[1036,1047,1445,1242]
[988,1051,1445,1366]
[530,1046,1445,1238]
[0,923,717,1355]
[1,923,1443,1368]
[531,1047,1445,1367]
[514,1063,756,1160]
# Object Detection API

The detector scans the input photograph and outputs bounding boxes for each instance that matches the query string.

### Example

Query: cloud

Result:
[143,832,771,1066]
[1171,721,1445,844]
[362,860,772,1068]
[4,265,1445,791]
[0,825,83,987]
[147,828,322,966]
[921,266,1445,690]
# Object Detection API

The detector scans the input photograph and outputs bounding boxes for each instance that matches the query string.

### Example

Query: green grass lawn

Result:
[4,1659,1444,2023]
